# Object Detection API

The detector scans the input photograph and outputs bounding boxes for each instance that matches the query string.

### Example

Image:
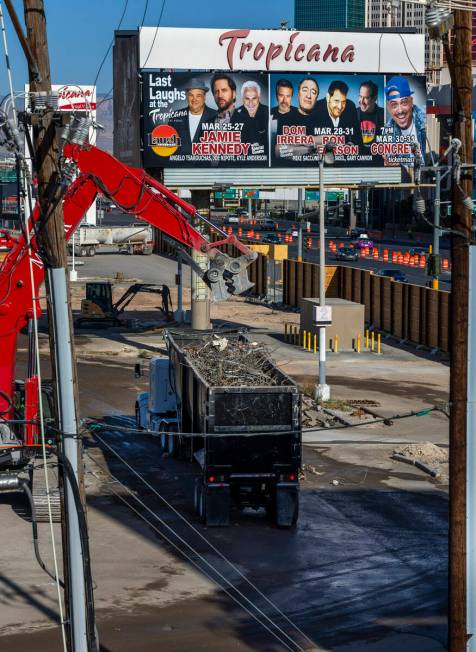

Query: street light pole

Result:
[297,187,303,262]
[314,143,335,403]
[432,166,441,290]
[316,158,328,399]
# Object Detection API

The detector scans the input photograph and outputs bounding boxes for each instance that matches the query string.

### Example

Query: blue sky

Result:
[0,0,293,94]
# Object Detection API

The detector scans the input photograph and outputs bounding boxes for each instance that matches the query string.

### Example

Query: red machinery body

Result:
[0,144,256,426]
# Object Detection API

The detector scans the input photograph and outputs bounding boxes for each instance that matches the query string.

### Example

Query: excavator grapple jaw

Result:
[206,249,257,302]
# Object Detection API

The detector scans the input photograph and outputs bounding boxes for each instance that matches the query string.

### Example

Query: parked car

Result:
[335,247,359,262]
[377,268,407,282]
[236,209,248,217]
[263,233,282,244]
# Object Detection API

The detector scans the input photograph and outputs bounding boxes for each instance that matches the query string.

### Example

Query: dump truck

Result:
[68,224,154,257]
[136,330,301,528]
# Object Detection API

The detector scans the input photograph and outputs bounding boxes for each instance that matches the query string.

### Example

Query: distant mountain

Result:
[95,93,113,153]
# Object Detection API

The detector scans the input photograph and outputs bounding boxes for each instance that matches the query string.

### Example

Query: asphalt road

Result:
[91,211,451,292]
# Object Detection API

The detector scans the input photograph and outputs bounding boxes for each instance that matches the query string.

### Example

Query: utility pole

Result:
[23,2,91,650]
[448,7,473,652]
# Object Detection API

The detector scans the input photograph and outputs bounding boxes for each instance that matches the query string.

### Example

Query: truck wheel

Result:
[198,487,206,523]
[193,479,202,515]
[203,486,230,527]
[274,487,299,528]
[167,433,175,457]
[80,247,88,257]
[135,403,142,430]
[87,246,96,257]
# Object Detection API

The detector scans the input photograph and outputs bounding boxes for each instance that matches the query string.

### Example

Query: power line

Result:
[92,0,129,90]
[141,0,167,70]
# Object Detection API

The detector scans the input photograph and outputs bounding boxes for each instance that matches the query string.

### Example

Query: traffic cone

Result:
[373,248,379,260]
[383,249,389,262]
[238,227,243,237]
[398,253,403,265]
[256,232,260,240]
[339,242,344,249]
[392,251,397,263]
[419,255,425,268]
[442,258,449,271]
[306,237,312,250]
[409,256,415,267]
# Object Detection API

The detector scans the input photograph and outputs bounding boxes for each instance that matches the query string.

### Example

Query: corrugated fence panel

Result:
[408,284,421,344]
[382,277,392,332]
[370,274,382,329]
[392,282,403,339]
[439,292,449,352]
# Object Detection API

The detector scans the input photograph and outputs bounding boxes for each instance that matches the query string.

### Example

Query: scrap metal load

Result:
[165,329,301,527]
[179,334,279,387]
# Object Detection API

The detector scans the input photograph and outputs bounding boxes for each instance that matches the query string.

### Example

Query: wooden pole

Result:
[448,8,473,651]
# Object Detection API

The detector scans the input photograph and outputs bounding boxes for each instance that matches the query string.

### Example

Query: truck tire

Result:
[203,485,230,527]
[193,479,202,515]
[135,403,141,430]
[274,486,299,528]
[198,486,206,523]
[80,246,88,257]
[87,246,96,257]
[167,433,176,457]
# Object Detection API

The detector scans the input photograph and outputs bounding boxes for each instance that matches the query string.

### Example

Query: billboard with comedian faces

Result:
[142,71,426,169]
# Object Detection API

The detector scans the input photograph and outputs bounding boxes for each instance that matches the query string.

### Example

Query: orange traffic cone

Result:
[442,258,449,271]
[373,248,379,260]
[419,255,425,268]
[306,237,312,250]
[238,227,243,237]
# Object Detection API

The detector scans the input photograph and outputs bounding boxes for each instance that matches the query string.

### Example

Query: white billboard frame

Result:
[139,27,425,75]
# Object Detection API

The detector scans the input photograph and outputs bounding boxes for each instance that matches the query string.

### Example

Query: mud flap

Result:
[275,484,299,528]
[205,484,230,527]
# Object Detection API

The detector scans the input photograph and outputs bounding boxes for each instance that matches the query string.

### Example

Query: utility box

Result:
[149,357,176,413]
[300,298,364,351]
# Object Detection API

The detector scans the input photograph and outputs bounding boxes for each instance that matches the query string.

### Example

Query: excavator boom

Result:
[0,143,257,416]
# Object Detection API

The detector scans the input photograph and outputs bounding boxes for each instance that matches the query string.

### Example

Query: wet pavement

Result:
[2,328,448,651]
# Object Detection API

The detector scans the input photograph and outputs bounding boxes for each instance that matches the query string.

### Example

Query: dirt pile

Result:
[394,442,448,468]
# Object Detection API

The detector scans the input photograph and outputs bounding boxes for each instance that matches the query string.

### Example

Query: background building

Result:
[366,0,442,83]
[295,0,365,29]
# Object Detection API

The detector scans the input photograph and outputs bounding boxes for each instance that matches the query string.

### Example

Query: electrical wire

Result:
[84,405,443,440]
[86,448,310,652]
[140,0,149,27]
[93,0,130,90]
[0,1,17,127]
[140,0,167,70]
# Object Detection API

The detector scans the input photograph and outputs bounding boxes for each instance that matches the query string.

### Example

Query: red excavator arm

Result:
[0,143,257,417]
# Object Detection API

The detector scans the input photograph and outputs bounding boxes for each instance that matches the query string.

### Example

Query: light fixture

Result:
[426,4,454,40]
[413,190,426,215]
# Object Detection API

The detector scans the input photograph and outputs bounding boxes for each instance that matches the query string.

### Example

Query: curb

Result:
[392,453,439,478]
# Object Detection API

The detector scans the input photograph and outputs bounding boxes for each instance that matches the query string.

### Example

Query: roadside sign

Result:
[305,190,320,201]
[313,305,332,326]
[326,191,345,202]
[243,189,259,199]
[215,189,236,199]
